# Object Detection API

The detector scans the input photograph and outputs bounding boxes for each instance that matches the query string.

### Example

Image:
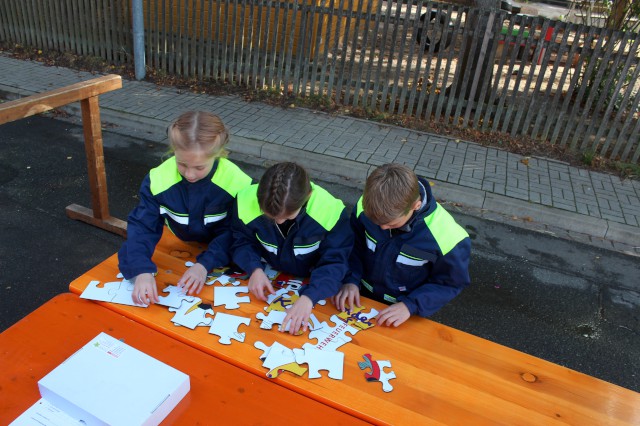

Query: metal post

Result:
[132,0,146,80]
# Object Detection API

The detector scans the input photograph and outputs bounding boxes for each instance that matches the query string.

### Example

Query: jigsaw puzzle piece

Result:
[168,298,213,329]
[208,312,250,344]
[254,341,295,368]
[306,315,360,351]
[264,292,299,312]
[266,362,308,378]
[157,285,195,308]
[213,286,250,309]
[265,288,290,305]
[358,353,397,392]
[337,306,379,330]
[81,280,147,307]
[293,347,344,380]
[207,274,239,286]
[256,311,287,330]
[254,341,305,379]
[263,264,280,280]
[255,311,313,335]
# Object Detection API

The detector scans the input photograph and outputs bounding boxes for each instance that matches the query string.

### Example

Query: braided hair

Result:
[257,162,311,218]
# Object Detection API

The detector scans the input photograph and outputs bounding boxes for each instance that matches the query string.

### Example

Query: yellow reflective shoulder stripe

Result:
[237,184,262,224]
[424,204,469,255]
[212,158,252,197]
[149,157,182,195]
[356,196,364,218]
[305,182,345,231]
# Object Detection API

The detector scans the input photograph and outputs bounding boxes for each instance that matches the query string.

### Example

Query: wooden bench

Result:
[0,75,127,237]
[66,229,640,425]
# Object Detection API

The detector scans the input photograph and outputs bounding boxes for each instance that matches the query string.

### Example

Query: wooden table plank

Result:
[0,293,369,426]
[69,229,640,425]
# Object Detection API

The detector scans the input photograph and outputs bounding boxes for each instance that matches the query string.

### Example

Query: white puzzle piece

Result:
[213,286,250,309]
[358,353,397,392]
[256,310,288,330]
[293,347,344,380]
[253,340,308,377]
[168,298,214,329]
[304,315,360,351]
[208,312,250,344]
[157,285,195,309]
[254,341,296,369]
[207,274,239,286]
[308,313,322,331]
[256,311,322,333]
[265,288,290,305]
[264,292,298,312]
[81,280,147,307]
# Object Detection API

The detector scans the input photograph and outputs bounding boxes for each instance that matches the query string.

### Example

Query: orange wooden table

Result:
[69,230,640,425]
[0,293,369,425]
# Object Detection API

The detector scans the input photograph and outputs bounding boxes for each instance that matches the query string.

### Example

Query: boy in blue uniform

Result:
[231,162,353,334]
[118,111,252,305]
[333,163,471,327]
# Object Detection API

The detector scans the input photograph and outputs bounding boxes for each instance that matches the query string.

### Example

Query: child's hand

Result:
[331,283,361,312]
[248,268,275,302]
[376,302,410,327]
[281,295,313,335]
[178,262,207,295]
[132,273,159,305]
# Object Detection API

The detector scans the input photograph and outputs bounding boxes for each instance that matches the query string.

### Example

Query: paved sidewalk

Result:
[1,54,639,255]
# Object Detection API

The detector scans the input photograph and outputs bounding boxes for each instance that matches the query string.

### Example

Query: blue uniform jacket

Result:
[118,157,252,279]
[231,182,353,304]
[345,178,471,317]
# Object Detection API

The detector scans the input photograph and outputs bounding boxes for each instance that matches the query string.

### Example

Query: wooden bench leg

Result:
[65,96,127,237]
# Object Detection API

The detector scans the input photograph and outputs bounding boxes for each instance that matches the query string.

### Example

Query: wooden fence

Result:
[1,0,638,163]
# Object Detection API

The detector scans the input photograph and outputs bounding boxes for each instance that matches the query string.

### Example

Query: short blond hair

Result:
[363,163,419,225]
[168,111,229,159]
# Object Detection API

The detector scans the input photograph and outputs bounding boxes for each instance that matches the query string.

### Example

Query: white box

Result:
[37,332,190,426]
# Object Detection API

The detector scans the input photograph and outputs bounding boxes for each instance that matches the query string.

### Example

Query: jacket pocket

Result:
[203,203,228,226]
[293,235,323,257]
[392,244,437,291]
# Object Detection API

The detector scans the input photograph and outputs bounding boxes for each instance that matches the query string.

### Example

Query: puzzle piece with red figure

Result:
[168,298,214,329]
[213,286,250,309]
[358,353,396,392]
[303,315,360,351]
[337,306,379,330]
[157,285,195,309]
[293,347,344,380]
[208,312,250,344]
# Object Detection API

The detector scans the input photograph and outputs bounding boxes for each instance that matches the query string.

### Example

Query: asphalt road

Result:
[1,115,638,392]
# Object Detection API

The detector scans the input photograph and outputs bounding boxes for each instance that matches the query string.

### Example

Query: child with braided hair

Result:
[231,162,353,334]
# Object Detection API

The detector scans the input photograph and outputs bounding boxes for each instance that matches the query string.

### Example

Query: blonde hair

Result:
[258,162,311,218]
[168,111,229,159]
[363,163,420,225]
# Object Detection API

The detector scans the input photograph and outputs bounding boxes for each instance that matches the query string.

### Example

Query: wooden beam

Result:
[0,74,122,124]
[0,74,126,237]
